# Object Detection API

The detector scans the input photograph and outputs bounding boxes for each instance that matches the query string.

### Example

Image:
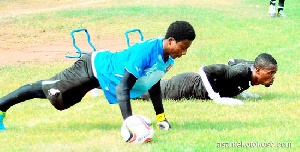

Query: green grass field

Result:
[0,0,299,151]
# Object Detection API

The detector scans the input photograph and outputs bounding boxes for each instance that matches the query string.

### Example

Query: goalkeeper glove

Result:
[156,113,171,130]
[238,92,260,99]
[213,97,244,105]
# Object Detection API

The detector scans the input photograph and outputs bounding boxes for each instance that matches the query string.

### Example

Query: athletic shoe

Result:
[277,10,287,17]
[0,111,5,131]
[228,59,254,66]
[268,5,276,17]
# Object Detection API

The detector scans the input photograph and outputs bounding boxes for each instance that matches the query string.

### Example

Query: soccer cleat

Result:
[277,10,287,17]
[268,5,276,17]
[0,111,5,131]
[228,59,254,66]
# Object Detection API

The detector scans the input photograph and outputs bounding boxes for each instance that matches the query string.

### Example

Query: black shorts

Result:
[42,53,100,110]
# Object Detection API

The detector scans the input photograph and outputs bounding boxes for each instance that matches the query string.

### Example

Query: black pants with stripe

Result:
[0,53,100,112]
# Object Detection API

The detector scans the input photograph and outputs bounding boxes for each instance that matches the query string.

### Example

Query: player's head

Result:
[165,21,196,42]
[163,21,196,59]
[253,53,278,87]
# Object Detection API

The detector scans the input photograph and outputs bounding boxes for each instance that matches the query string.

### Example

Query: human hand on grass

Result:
[156,113,171,130]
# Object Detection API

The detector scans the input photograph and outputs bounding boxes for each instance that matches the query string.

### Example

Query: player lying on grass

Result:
[138,53,278,105]
[0,20,196,131]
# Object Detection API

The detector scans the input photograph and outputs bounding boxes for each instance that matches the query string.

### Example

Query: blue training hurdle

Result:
[65,28,96,58]
[124,28,144,47]
[66,28,144,59]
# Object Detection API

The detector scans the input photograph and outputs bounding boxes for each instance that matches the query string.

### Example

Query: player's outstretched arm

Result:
[198,66,244,105]
[116,71,137,120]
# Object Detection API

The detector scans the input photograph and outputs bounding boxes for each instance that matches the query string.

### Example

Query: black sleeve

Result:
[203,64,250,97]
[204,64,232,80]
[116,70,137,120]
[204,64,246,80]
[148,80,164,115]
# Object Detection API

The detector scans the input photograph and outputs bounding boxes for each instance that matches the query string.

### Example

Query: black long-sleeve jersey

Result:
[139,64,252,100]
[203,64,252,98]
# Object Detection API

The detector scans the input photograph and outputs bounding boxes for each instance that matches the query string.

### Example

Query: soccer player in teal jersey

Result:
[0,21,196,131]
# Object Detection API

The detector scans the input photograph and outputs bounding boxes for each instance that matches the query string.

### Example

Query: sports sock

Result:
[278,0,285,12]
[270,0,276,6]
[278,6,284,12]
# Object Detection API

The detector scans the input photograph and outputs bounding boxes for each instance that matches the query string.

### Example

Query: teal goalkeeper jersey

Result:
[91,38,174,104]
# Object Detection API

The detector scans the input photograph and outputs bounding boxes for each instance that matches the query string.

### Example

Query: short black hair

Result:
[165,21,196,42]
[254,53,277,69]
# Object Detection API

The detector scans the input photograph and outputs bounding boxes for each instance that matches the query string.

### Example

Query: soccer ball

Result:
[121,115,154,144]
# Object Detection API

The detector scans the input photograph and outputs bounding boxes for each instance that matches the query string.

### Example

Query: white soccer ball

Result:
[121,115,154,144]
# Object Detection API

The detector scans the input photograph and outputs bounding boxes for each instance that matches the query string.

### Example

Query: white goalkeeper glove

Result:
[213,97,244,106]
[238,92,260,99]
[156,113,171,130]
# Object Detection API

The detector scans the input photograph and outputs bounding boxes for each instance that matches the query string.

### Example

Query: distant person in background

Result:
[139,53,278,105]
[268,0,287,17]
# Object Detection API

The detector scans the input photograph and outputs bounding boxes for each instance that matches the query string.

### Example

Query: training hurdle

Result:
[66,28,144,59]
